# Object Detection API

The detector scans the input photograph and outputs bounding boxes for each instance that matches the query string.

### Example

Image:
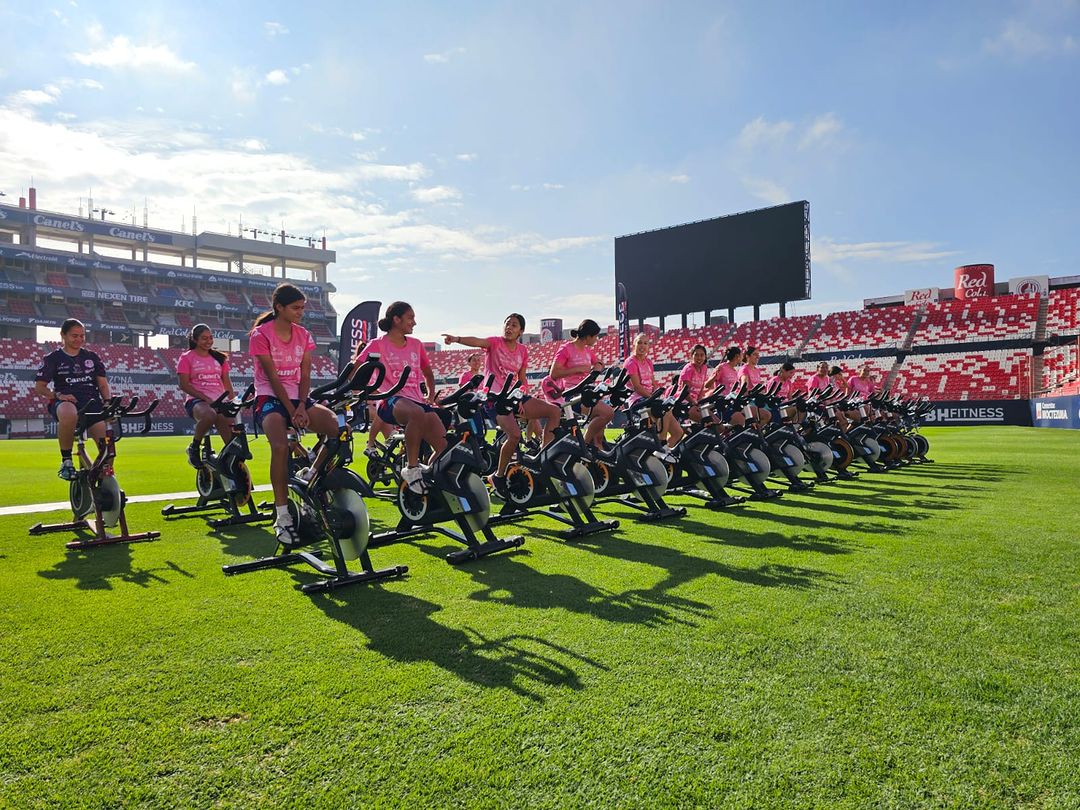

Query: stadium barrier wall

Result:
[43,418,201,437]
[1029,395,1080,429]
[920,400,1033,427]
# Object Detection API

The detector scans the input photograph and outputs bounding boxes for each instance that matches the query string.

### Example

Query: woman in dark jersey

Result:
[34,318,111,480]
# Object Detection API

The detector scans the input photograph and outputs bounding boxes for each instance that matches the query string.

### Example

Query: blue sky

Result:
[1,0,1077,342]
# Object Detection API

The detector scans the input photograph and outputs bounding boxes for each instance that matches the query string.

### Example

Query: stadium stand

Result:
[802,306,917,353]
[910,294,1040,346]
[1042,343,1079,392]
[727,314,819,357]
[1045,287,1080,338]
[891,349,1032,400]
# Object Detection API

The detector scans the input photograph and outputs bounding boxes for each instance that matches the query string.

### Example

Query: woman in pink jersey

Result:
[250,283,339,546]
[542,319,612,450]
[458,353,483,387]
[443,313,562,494]
[704,346,747,427]
[677,344,710,422]
[848,365,876,399]
[355,301,444,494]
[737,346,771,427]
[624,332,683,455]
[177,323,236,469]
[805,361,831,395]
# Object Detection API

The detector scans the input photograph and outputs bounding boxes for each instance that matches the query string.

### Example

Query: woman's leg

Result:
[494,413,521,477]
[521,398,562,446]
[261,412,290,508]
[584,400,614,448]
[662,411,684,448]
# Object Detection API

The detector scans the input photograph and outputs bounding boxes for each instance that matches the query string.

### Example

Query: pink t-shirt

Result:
[458,370,477,387]
[177,350,230,403]
[249,321,316,399]
[739,364,763,388]
[711,362,741,394]
[623,355,656,403]
[552,341,597,390]
[678,362,709,402]
[848,375,874,397]
[806,374,830,392]
[485,337,528,387]
[356,335,431,403]
[777,376,796,399]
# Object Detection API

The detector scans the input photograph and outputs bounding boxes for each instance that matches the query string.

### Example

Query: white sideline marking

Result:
[0,485,274,517]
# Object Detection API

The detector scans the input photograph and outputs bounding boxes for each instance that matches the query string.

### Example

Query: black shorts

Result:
[48,395,102,421]
[183,398,203,419]
[254,396,315,430]
[377,396,450,429]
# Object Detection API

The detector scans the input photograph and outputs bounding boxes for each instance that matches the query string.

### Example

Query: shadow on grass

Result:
[37,545,194,591]
[207,520,278,561]
[460,551,712,628]
[312,588,607,701]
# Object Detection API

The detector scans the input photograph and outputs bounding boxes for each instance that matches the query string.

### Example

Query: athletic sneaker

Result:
[653,447,678,465]
[403,465,428,495]
[295,467,316,485]
[57,459,77,481]
[488,474,509,500]
[363,446,382,461]
[274,520,302,548]
[186,443,201,469]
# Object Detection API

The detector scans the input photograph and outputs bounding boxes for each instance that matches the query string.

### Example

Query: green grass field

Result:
[1,427,1078,808]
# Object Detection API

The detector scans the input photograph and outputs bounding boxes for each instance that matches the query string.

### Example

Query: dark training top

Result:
[35,348,107,401]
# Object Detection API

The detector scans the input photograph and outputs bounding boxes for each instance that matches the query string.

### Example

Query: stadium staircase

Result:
[899,307,925,352]
[793,316,823,357]
[1035,295,1050,342]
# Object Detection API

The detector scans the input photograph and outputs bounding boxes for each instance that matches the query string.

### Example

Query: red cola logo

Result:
[958,272,989,289]
[909,288,933,301]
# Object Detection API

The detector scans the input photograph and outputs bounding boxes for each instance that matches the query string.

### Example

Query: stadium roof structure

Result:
[0,202,335,283]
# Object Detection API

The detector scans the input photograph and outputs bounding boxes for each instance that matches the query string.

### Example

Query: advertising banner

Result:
[904,287,940,305]
[539,318,562,344]
[616,282,629,360]
[1007,275,1049,296]
[954,264,995,300]
[337,300,381,375]
[1030,396,1080,429]
[920,399,1032,426]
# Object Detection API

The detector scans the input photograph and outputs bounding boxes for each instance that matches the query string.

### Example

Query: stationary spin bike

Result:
[368,369,526,564]
[161,384,274,527]
[488,371,620,539]
[30,396,161,550]
[222,357,407,593]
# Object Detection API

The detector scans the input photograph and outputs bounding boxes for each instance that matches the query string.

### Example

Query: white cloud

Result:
[813,237,960,272]
[984,18,1078,58]
[354,161,427,182]
[71,35,196,72]
[742,177,792,206]
[8,89,60,107]
[0,104,602,287]
[738,116,793,149]
[265,69,289,85]
[669,174,690,184]
[456,153,478,162]
[55,111,77,120]
[411,185,461,203]
[78,78,104,90]
[511,182,565,192]
[799,112,843,151]
[423,47,466,64]
[264,21,289,37]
